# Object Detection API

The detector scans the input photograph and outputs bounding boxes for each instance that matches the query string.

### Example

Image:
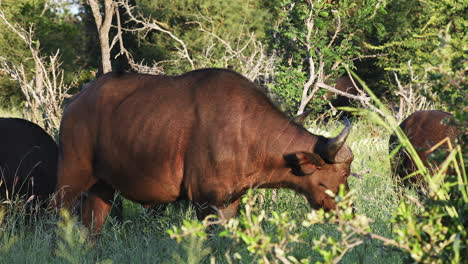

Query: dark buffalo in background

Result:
[55,68,354,233]
[325,75,359,108]
[0,118,122,219]
[0,118,58,205]
[389,110,459,184]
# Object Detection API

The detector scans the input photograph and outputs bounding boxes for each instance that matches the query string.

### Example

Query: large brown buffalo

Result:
[0,118,58,204]
[389,110,458,184]
[55,69,354,232]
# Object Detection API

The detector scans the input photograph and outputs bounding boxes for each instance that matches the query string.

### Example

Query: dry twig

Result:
[0,10,73,135]
[394,61,434,121]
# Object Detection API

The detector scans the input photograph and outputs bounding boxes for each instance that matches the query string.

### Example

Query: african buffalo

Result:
[55,69,354,233]
[0,118,57,205]
[389,110,458,184]
[326,75,359,108]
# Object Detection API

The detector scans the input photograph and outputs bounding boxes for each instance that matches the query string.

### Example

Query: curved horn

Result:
[323,117,351,162]
[292,109,314,125]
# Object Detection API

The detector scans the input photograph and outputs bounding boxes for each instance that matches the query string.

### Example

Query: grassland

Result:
[0,117,412,263]
[0,108,23,118]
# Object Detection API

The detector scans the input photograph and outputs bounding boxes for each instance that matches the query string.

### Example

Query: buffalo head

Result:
[284,118,353,210]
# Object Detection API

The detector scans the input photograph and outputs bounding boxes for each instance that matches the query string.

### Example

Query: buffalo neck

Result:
[249,116,319,191]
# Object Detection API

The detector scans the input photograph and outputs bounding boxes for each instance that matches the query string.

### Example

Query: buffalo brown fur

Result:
[55,69,354,233]
[389,110,458,184]
[325,75,359,108]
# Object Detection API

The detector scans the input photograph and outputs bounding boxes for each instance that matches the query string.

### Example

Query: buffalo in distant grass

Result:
[325,75,360,108]
[55,68,354,233]
[389,110,459,185]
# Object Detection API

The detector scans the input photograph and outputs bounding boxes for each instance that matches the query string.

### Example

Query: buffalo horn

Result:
[324,117,351,162]
[292,109,314,125]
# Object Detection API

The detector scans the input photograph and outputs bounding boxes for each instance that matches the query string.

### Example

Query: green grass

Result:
[0,108,23,118]
[0,118,409,263]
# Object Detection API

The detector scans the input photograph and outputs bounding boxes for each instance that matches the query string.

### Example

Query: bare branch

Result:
[332,240,364,264]
[118,0,194,70]
[317,82,370,102]
[111,3,164,75]
[0,10,74,134]
[187,19,275,82]
[296,2,346,115]
[327,10,341,48]
[113,0,274,84]
[296,5,317,115]
[102,0,115,33]
[87,0,102,30]
[351,53,387,61]
[394,61,434,121]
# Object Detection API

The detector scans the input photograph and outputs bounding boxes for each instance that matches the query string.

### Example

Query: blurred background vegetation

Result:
[0,0,465,119]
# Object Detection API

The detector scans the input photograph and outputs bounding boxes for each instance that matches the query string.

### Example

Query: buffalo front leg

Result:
[195,199,241,221]
[81,181,115,234]
[54,157,96,213]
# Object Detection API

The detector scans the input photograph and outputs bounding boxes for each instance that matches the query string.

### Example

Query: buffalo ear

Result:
[284,152,325,176]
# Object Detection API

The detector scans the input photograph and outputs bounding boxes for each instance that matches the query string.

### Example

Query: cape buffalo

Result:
[55,69,354,233]
[389,110,458,184]
[0,118,58,204]
[325,75,359,108]
[0,118,122,219]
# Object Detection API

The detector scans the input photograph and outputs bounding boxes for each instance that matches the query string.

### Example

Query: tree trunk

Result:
[99,30,112,73]
[88,0,115,74]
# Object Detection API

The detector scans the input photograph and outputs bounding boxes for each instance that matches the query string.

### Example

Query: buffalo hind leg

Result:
[195,199,241,221]
[81,181,115,234]
[77,191,124,223]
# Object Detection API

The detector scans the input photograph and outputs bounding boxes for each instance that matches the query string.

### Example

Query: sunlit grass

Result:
[0,108,23,118]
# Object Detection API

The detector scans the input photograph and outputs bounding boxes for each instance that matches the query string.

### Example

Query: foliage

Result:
[54,209,93,264]
[0,0,88,109]
[0,9,75,135]
[355,73,467,263]
[267,0,387,114]
[0,78,23,111]
[168,218,211,264]
[0,207,18,254]
[168,191,307,263]
[370,0,466,74]
[126,0,274,75]
[425,24,467,133]
[220,191,303,263]
[270,65,308,113]
[367,0,467,117]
